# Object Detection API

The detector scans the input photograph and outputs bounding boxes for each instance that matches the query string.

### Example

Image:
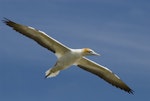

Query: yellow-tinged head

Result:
[82,48,100,56]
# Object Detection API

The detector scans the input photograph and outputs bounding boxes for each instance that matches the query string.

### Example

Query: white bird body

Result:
[46,48,99,78]
[46,49,83,77]
[3,18,133,94]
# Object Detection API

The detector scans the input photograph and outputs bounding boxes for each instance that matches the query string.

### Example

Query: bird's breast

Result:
[57,51,82,67]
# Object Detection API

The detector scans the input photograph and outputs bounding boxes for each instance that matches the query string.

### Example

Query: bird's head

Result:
[82,48,100,56]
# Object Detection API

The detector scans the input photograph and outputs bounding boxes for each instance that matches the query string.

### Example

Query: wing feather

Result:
[3,18,70,57]
[77,57,134,94]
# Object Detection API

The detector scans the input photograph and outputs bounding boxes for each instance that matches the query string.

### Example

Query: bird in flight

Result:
[3,18,133,94]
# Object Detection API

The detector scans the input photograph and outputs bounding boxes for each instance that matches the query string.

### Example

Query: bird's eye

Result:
[89,50,93,53]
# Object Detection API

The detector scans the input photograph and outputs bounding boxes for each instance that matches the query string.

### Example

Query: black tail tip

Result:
[45,75,48,79]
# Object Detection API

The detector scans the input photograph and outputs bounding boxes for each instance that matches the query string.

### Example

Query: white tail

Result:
[45,68,60,78]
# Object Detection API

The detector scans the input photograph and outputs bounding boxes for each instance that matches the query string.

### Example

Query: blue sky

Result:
[0,0,150,101]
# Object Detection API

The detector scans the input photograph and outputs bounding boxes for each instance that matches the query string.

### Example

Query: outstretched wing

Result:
[3,18,70,57]
[77,57,133,94]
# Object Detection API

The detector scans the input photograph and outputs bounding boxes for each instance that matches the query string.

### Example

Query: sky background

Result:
[0,0,150,101]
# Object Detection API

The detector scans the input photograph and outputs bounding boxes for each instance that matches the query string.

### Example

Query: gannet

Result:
[3,18,133,94]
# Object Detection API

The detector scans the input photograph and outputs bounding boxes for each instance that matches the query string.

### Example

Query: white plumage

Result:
[3,18,133,94]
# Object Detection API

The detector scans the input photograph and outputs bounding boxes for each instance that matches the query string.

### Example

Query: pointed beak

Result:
[92,52,100,56]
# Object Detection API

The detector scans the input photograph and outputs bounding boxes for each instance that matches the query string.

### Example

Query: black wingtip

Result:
[2,18,17,29]
[124,87,134,94]
[128,89,134,95]
[2,17,13,26]
[2,17,10,23]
